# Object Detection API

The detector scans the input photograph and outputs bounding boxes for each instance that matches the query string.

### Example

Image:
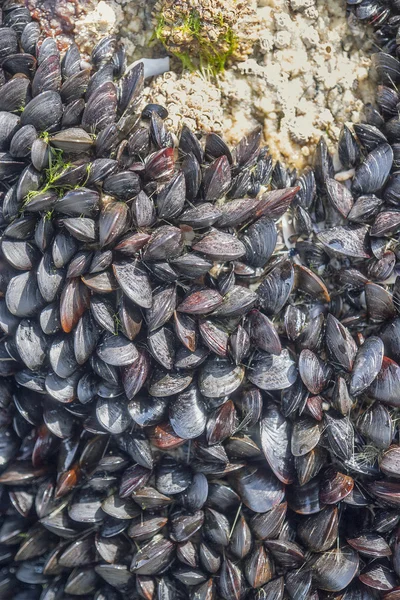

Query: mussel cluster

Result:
[0,1,399,599]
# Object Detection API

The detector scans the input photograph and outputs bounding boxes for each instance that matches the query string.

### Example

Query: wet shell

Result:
[260,404,295,484]
[198,357,245,398]
[193,230,246,261]
[248,350,297,391]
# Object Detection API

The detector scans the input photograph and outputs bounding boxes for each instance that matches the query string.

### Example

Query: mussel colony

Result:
[0,0,400,599]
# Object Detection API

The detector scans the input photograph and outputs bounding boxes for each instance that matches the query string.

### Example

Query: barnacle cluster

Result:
[26,0,120,55]
[151,0,259,74]
[0,1,399,599]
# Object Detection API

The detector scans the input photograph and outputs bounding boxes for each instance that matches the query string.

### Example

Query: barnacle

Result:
[152,0,258,74]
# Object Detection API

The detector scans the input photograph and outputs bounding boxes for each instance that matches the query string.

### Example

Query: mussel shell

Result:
[169,384,207,439]
[198,357,244,398]
[260,405,295,484]
[311,546,359,592]
[235,466,285,512]
[248,350,297,391]
[297,507,338,552]
[6,271,45,317]
[21,90,62,132]
[257,260,294,315]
